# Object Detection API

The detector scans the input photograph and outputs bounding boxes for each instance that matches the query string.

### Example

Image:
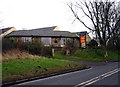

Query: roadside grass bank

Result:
[2,49,41,62]
[54,49,120,62]
[2,56,86,83]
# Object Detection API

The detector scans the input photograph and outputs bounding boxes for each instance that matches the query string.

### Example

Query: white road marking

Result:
[75,68,120,87]
[18,68,92,85]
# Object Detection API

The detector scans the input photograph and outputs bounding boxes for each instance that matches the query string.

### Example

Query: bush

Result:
[107,37,120,51]
[2,38,17,52]
[62,39,79,55]
[3,38,52,57]
[88,39,98,49]
[74,49,104,58]
[23,41,44,55]
[23,41,52,57]
[41,46,52,57]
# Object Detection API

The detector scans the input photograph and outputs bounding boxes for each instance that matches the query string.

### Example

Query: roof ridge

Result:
[54,31,71,32]
[30,26,57,31]
[0,27,14,30]
[11,26,57,31]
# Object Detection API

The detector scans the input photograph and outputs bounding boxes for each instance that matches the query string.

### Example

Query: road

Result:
[14,62,119,87]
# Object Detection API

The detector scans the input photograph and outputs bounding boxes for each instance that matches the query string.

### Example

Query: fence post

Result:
[52,48,54,56]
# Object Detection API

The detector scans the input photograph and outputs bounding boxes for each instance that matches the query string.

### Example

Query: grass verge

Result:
[2,49,40,61]
[2,57,86,83]
[54,49,120,62]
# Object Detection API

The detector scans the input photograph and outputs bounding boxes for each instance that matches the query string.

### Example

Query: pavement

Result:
[11,61,120,87]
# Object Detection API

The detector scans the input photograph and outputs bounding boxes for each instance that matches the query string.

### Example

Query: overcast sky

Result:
[0,0,91,32]
[0,0,119,33]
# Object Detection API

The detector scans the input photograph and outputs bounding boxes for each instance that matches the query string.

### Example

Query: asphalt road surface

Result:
[14,62,120,87]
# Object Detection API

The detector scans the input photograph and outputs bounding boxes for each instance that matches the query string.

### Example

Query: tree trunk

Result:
[104,50,108,58]
[103,45,108,58]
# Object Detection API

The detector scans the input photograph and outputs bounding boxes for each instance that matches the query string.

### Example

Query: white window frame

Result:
[21,37,32,42]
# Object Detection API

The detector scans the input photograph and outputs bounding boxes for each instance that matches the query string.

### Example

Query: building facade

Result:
[1,26,91,48]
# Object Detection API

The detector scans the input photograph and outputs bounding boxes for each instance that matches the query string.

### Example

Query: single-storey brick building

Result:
[1,26,91,48]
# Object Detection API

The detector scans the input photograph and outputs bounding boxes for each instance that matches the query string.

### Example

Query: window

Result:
[21,37,32,42]
[41,37,51,46]
[61,38,66,45]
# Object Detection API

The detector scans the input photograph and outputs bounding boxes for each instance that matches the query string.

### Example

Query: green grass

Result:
[0,63,2,78]
[2,57,86,83]
[54,49,120,62]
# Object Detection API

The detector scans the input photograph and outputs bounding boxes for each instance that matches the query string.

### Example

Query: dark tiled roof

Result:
[73,31,87,36]
[7,26,77,37]
[0,27,13,34]
[54,31,77,37]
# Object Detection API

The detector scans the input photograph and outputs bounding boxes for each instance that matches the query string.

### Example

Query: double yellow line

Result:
[75,68,120,87]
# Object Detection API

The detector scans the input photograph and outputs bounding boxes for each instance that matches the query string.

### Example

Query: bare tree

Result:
[68,0,120,57]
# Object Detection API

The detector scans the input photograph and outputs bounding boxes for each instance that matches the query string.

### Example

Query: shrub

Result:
[107,37,120,51]
[88,39,98,49]
[74,49,103,58]
[23,41,44,55]
[23,41,52,57]
[2,38,52,57]
[62,39,79,55]
[41,46,52,57]
[2,38,17,52]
